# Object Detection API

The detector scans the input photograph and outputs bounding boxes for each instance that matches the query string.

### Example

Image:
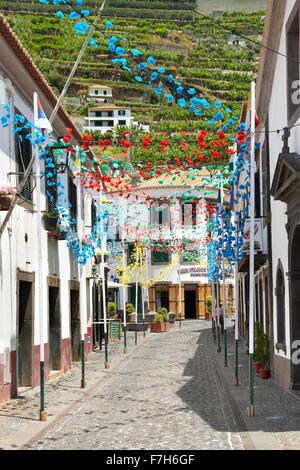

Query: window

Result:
[152,243,170,264]
[156,290,169,310]
[181,201,197,227]
[182,241,200,263]
[151,200,171,228]
[94,90,99,95]
[275,262,286,348]
[91,201,97,229]
[103,90,107,96]
[118,110,126,116]
[68,174,77,230]
[287,8,300,123]
[15,120,33,203]
[46,157,58,212]
[118,120,126,125]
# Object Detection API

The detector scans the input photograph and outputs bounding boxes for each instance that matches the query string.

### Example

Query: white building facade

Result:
[106,174,234,320]
[0,15,100,403]
[84,106,132,133]
[254,0,300,390]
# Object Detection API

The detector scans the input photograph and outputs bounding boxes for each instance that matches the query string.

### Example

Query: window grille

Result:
[15,123,33,203]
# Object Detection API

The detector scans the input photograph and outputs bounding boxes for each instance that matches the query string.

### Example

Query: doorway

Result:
[70,289,81,362]
[184,286,197,319]
[290,225,300,389]
[156,290,169,311]
[129,284,142,314]
[49,286,61,371]
[17,281,33,387]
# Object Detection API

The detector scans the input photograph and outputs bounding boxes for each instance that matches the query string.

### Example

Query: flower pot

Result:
[0,195,12,210]
[260,369,271,379]
[254,363,262,373]
[150,321,170,333]
[42,215,58,232]
[48,228,66,240]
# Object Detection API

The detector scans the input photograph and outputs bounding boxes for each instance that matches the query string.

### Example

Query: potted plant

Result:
[0,186,17,210]
[150,309,170,333]
[125,303,135,323]
[259,333,271,379]
[42,211,59,231]
[107,301,117,318]
[41,211,67,239]
[206,295,212,320]
[254,322,264,373]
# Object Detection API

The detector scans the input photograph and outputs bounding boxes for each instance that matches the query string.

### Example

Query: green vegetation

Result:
[107,301,117,317]
[126,303,135,315]
[0,1,265,163]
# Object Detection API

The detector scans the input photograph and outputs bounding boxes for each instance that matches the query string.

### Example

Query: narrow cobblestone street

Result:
[28,321,244,450]
[3,321,300,450]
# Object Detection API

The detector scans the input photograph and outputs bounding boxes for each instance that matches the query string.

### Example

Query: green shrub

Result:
[153,313,167,323]
[157,307,168,317]
[107,301,117,317]
[206,295,212,313]
[126,303,135,315]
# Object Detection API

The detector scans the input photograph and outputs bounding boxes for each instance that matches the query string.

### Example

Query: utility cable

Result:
[0,0,106,240]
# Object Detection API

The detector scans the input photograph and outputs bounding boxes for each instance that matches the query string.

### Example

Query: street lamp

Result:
[48,139,73,174]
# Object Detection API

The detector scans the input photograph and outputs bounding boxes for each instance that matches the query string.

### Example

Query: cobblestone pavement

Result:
[0,330,140,449]
[210,325,300,451]
[29,321,244,450]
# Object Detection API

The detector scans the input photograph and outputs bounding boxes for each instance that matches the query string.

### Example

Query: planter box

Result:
[254,363,262,373]
[48,228,66,240]
[42,216,59,231]
[260,369,271,379]
[0,195,12,211]
[205,312,212,320]
[150,322,170,333]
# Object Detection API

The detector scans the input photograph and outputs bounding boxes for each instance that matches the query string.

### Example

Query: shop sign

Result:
[243,218,263,253]
[179,266,208,277]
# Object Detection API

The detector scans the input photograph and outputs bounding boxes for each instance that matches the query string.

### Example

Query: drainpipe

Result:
[265,116,274,373]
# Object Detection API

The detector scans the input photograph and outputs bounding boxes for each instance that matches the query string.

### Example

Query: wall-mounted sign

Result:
[243,218,263,253]
[179,266,208,277]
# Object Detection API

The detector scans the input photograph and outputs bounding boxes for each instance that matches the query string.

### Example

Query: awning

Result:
[238,253,268,273]
[107,281,130,288]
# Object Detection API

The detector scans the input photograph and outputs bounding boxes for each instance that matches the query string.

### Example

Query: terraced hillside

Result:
[0,0,265,149]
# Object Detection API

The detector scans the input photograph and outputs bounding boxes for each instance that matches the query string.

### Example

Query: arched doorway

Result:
[290,225,300,389]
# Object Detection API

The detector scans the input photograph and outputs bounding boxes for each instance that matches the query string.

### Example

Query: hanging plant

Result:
[0,186,17,211]
[41,211,59,231]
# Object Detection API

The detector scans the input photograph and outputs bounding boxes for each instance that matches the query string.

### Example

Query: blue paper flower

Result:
[131,49,143,56]
[115,46,125,56]
[150,72,158,80]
